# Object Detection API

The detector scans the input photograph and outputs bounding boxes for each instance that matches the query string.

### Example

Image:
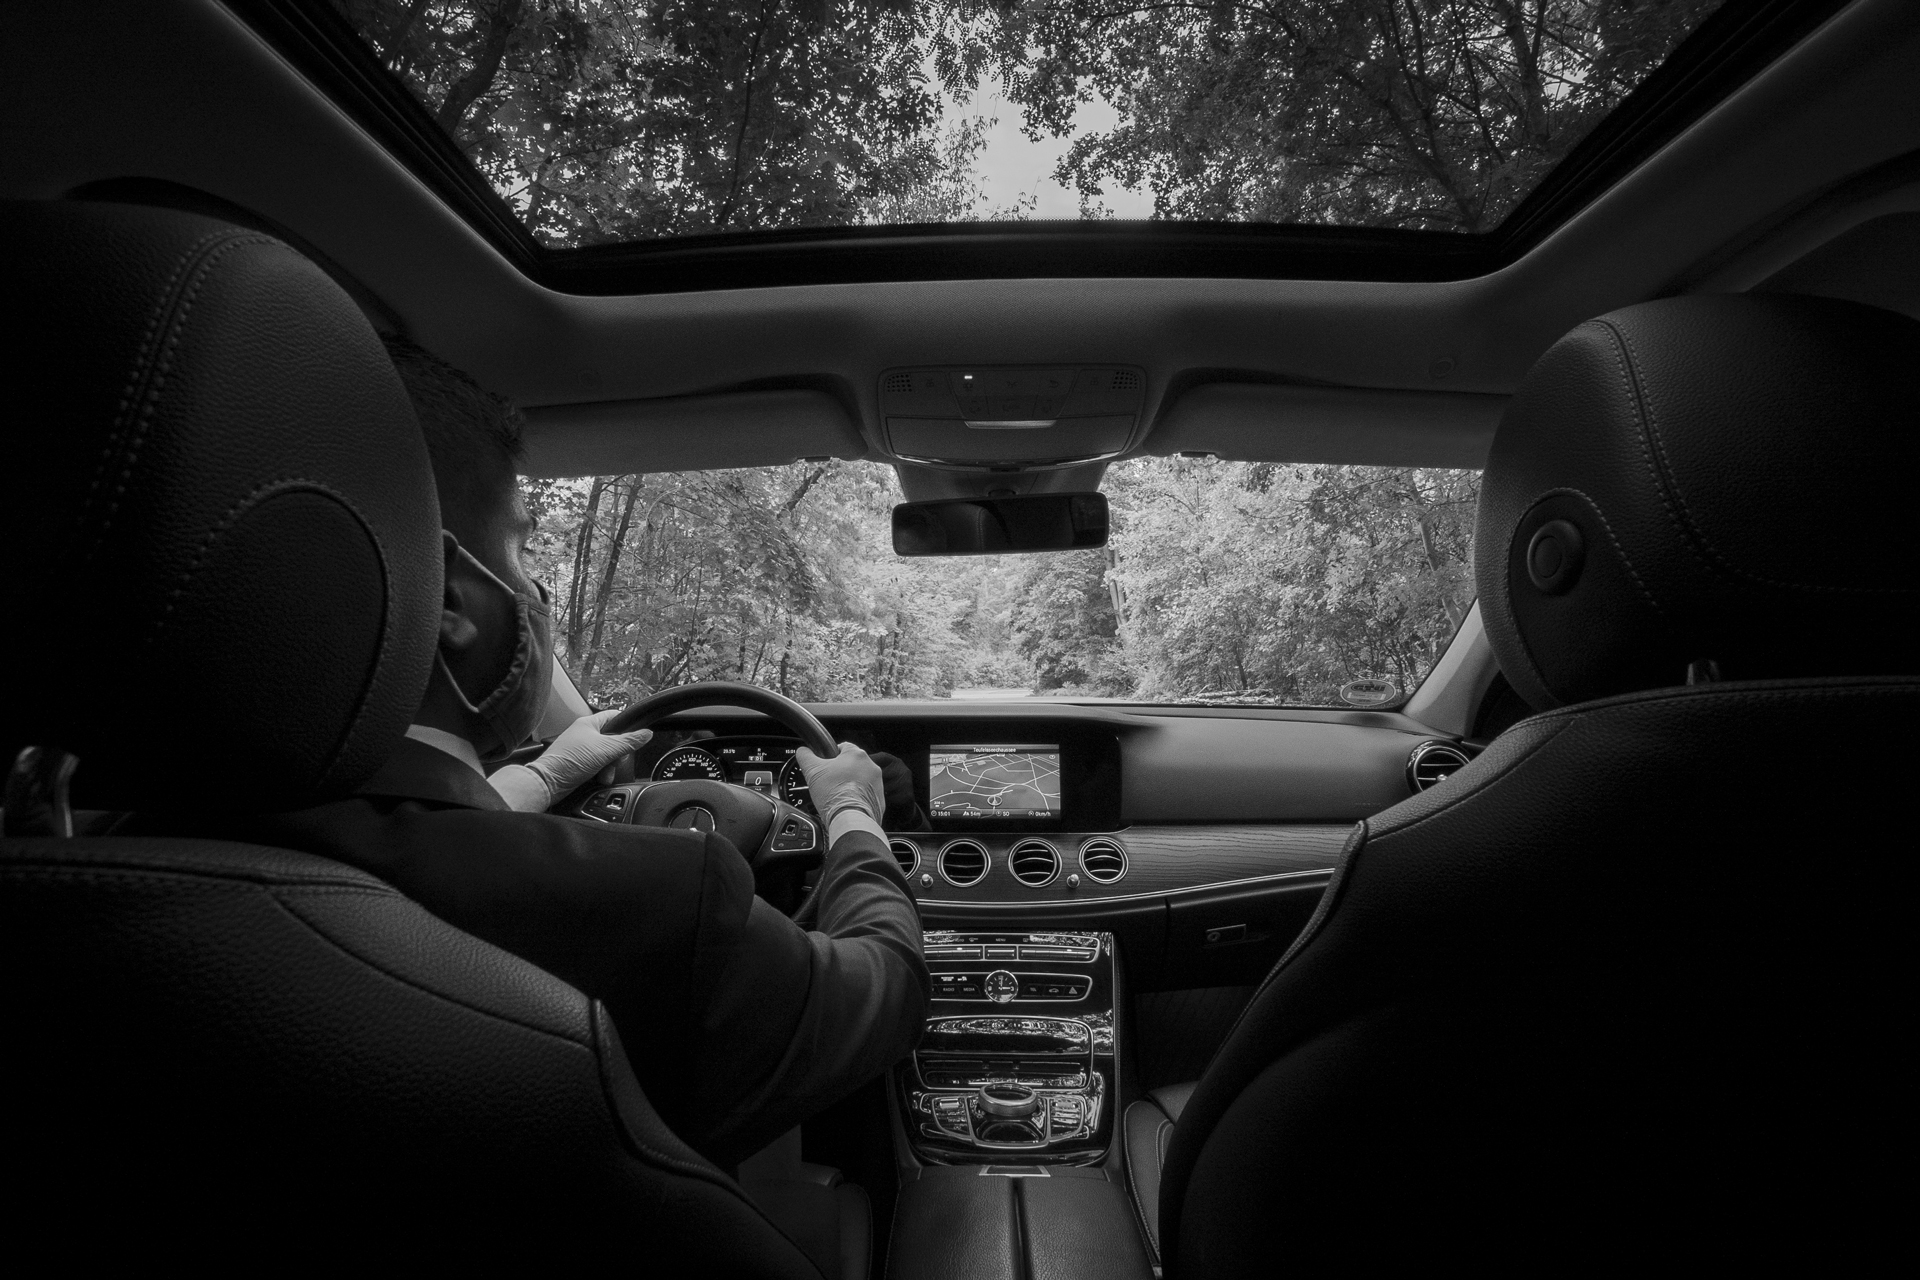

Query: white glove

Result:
[795,743,886,845]
[489,711,653,812]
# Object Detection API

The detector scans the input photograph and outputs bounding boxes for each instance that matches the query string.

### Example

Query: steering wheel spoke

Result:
[558,682,838,883]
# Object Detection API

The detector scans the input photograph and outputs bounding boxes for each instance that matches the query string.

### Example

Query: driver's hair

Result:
[381,334,525,537]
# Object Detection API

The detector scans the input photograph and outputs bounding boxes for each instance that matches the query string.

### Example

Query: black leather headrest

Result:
[1477,295,1920,708]
[1,202,442,811]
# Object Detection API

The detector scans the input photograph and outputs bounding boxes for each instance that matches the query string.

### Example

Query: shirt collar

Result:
[403,724,486,777]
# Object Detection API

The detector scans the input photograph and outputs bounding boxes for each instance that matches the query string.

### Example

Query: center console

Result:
[888,929,1154,1280]
[899,930,1118,1162]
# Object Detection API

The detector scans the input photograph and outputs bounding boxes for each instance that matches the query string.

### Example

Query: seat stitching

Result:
[79,227,232,547]
[264,884,594,1046]
[0,864,591,1046]
[81,232,281,562]
[1121,1101,1163,1264]
[137,475,400,790]
[1603,316,1915,597]
[0,848,392,891]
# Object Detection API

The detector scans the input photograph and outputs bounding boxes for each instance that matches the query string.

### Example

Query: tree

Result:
[335,0,951,245]
[932,0,1724,230]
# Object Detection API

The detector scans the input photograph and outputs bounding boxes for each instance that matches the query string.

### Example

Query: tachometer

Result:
[652,746,726,782]
[778,757,813,812]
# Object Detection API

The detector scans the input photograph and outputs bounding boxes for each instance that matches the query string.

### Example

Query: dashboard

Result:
[625,700,1459,991]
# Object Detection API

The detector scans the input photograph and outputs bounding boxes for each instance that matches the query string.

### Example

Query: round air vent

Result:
[1008,839,1061,887]
[937,840,988,887]
[887,838,920,877]
[1078,839,1128,885]
[1407,741,1473,792]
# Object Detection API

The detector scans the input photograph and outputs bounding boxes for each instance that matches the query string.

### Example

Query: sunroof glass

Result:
[330,0,1729,248]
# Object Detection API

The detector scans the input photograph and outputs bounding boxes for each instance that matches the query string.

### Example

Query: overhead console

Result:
[879,366,1146,468]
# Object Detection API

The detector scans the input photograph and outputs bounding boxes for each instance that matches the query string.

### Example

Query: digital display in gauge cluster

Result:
[651,737,814,811]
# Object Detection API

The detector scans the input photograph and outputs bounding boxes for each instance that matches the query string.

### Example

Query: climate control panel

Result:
[899,931,1118,1163]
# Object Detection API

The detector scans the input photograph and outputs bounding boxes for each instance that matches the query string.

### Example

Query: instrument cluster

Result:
[648,736,814,812]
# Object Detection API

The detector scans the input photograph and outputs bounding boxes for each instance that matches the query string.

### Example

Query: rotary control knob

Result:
[984,970,1018,1003]
[978,1084,1038,1119]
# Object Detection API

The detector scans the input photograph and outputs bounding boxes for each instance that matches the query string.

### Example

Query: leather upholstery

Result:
[889,1166,1153,1280]
[0,836,828,1271]
[1154,298,1918,1272]
[1123,1080,1196,1260]
[0,201,441,812]
[1476,295,1920,708]
[0,202,842,1273]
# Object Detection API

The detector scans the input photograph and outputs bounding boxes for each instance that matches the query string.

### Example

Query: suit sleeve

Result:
[676,827,929,1165]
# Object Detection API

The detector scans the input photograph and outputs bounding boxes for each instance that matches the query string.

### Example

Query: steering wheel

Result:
[563,682,840,871]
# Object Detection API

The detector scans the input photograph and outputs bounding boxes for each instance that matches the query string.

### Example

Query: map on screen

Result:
[928,744,1061,819]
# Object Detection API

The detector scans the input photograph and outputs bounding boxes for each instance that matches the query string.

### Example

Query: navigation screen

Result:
[927,744,1062,820]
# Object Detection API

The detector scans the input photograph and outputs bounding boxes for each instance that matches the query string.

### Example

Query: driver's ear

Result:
[439,530,481,652]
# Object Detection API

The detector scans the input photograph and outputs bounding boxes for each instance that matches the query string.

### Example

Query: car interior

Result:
[3,0,1915,1273]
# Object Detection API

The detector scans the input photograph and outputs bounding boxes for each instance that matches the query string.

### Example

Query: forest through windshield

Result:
[525,458,1479,707]
[334,0,1727,245]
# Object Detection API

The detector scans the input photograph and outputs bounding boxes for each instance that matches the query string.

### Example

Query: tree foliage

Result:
[335,0,1723,239]
[528,458,1478,707]
[932,0,1724,229]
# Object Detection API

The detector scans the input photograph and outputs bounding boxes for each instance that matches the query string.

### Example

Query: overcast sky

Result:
[954,87,1157,220]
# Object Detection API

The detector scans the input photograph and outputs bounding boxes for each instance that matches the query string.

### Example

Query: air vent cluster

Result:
[938,840,988,887]
[1407,741,1473,792]
[1078,839,1127,884]
[888,838,920,877]
[1008,839,1060,887]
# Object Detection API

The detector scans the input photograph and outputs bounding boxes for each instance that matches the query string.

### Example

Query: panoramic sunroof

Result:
[325,0,1732,249]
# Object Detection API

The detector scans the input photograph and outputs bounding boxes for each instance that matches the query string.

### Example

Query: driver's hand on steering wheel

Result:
[489,711,654,812]
[795,743,886,845]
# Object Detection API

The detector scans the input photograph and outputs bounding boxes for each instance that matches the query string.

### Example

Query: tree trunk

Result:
[579,477,642,689]
[434,0,524,136]
[564,476,607,658]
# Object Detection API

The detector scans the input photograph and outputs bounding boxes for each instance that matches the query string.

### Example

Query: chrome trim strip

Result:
[914,865,1336,908]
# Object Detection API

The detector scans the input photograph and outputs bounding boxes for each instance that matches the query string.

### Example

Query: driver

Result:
[135,338,928,1172]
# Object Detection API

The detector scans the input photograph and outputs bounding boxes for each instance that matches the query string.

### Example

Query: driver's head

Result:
[385,336,553,758]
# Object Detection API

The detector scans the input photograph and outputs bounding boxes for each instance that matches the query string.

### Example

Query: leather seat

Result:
[1141,296,1919,1273]
[1122,1083,1192,1264]
[0,200,851,1274]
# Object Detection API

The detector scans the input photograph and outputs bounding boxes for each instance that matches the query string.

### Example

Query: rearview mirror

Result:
[892,492,1109,557]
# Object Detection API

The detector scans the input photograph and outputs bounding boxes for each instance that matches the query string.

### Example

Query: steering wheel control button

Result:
[582,789,629,822]
[769,814,817,853]
[984,970,1019,1003]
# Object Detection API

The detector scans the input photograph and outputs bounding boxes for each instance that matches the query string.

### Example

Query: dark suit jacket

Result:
[141,737,928,1165]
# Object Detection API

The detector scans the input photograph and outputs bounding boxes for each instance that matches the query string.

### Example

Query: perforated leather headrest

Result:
[1,202,442,811]
[1476,295,1920,709]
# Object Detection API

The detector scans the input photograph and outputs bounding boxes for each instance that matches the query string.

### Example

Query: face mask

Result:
[436,543,553,759]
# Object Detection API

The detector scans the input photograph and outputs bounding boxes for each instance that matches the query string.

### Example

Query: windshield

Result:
[333,0,1728,246]
[525,458,1478,707]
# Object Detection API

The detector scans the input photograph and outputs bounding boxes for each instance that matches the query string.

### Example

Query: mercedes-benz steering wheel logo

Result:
[667,805,717,834]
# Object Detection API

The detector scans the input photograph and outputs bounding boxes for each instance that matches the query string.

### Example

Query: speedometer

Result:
[652,746,726,782]
[778,758,813,812]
